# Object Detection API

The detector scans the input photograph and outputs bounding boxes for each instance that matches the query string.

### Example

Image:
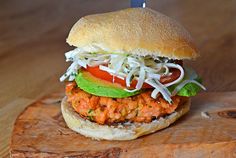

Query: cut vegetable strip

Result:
[145,79,172,103]
[136,66,146,90]
[126,67,138,87]
[164,63,184,87]
[172,80,206,96]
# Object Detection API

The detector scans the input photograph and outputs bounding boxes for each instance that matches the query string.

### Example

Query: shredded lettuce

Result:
[168,78,202,96]
[168,67,205,97]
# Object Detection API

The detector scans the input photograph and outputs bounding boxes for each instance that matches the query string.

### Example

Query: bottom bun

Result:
[61,97,190,140]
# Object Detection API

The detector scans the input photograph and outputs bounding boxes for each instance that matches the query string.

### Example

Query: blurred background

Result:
[0,0,236,156]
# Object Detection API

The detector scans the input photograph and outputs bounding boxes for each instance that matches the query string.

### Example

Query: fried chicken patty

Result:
[66,82,187,125]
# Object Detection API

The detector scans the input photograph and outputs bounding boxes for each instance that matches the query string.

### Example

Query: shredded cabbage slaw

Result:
[60,48,206,103]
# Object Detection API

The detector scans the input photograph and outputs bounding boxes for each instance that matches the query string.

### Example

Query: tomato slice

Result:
[160,68,181,84]
[85,66,151,89]
[85,66,181,89]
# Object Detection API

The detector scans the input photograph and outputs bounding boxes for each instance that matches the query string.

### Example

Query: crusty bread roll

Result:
[61,97,190,140]
[67,8,198,60]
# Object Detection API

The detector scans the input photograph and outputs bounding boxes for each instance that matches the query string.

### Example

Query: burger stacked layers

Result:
[60,8,206,140]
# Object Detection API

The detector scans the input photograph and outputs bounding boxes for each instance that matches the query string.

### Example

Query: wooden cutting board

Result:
[10,92,236,158]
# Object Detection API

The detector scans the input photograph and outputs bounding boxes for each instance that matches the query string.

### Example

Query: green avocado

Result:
[75,70,141,98]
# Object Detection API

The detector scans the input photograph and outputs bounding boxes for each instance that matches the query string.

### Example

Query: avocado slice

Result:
[75,70,141,98]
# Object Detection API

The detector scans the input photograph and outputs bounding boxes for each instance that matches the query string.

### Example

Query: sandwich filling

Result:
[60,48,206,124]
[66,82,187,124]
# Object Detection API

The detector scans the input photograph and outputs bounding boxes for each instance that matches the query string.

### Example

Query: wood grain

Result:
[0,0,236,157]
[10,92,236,157]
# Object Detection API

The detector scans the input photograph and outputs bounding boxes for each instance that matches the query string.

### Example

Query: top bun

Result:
[67,8,199,60]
